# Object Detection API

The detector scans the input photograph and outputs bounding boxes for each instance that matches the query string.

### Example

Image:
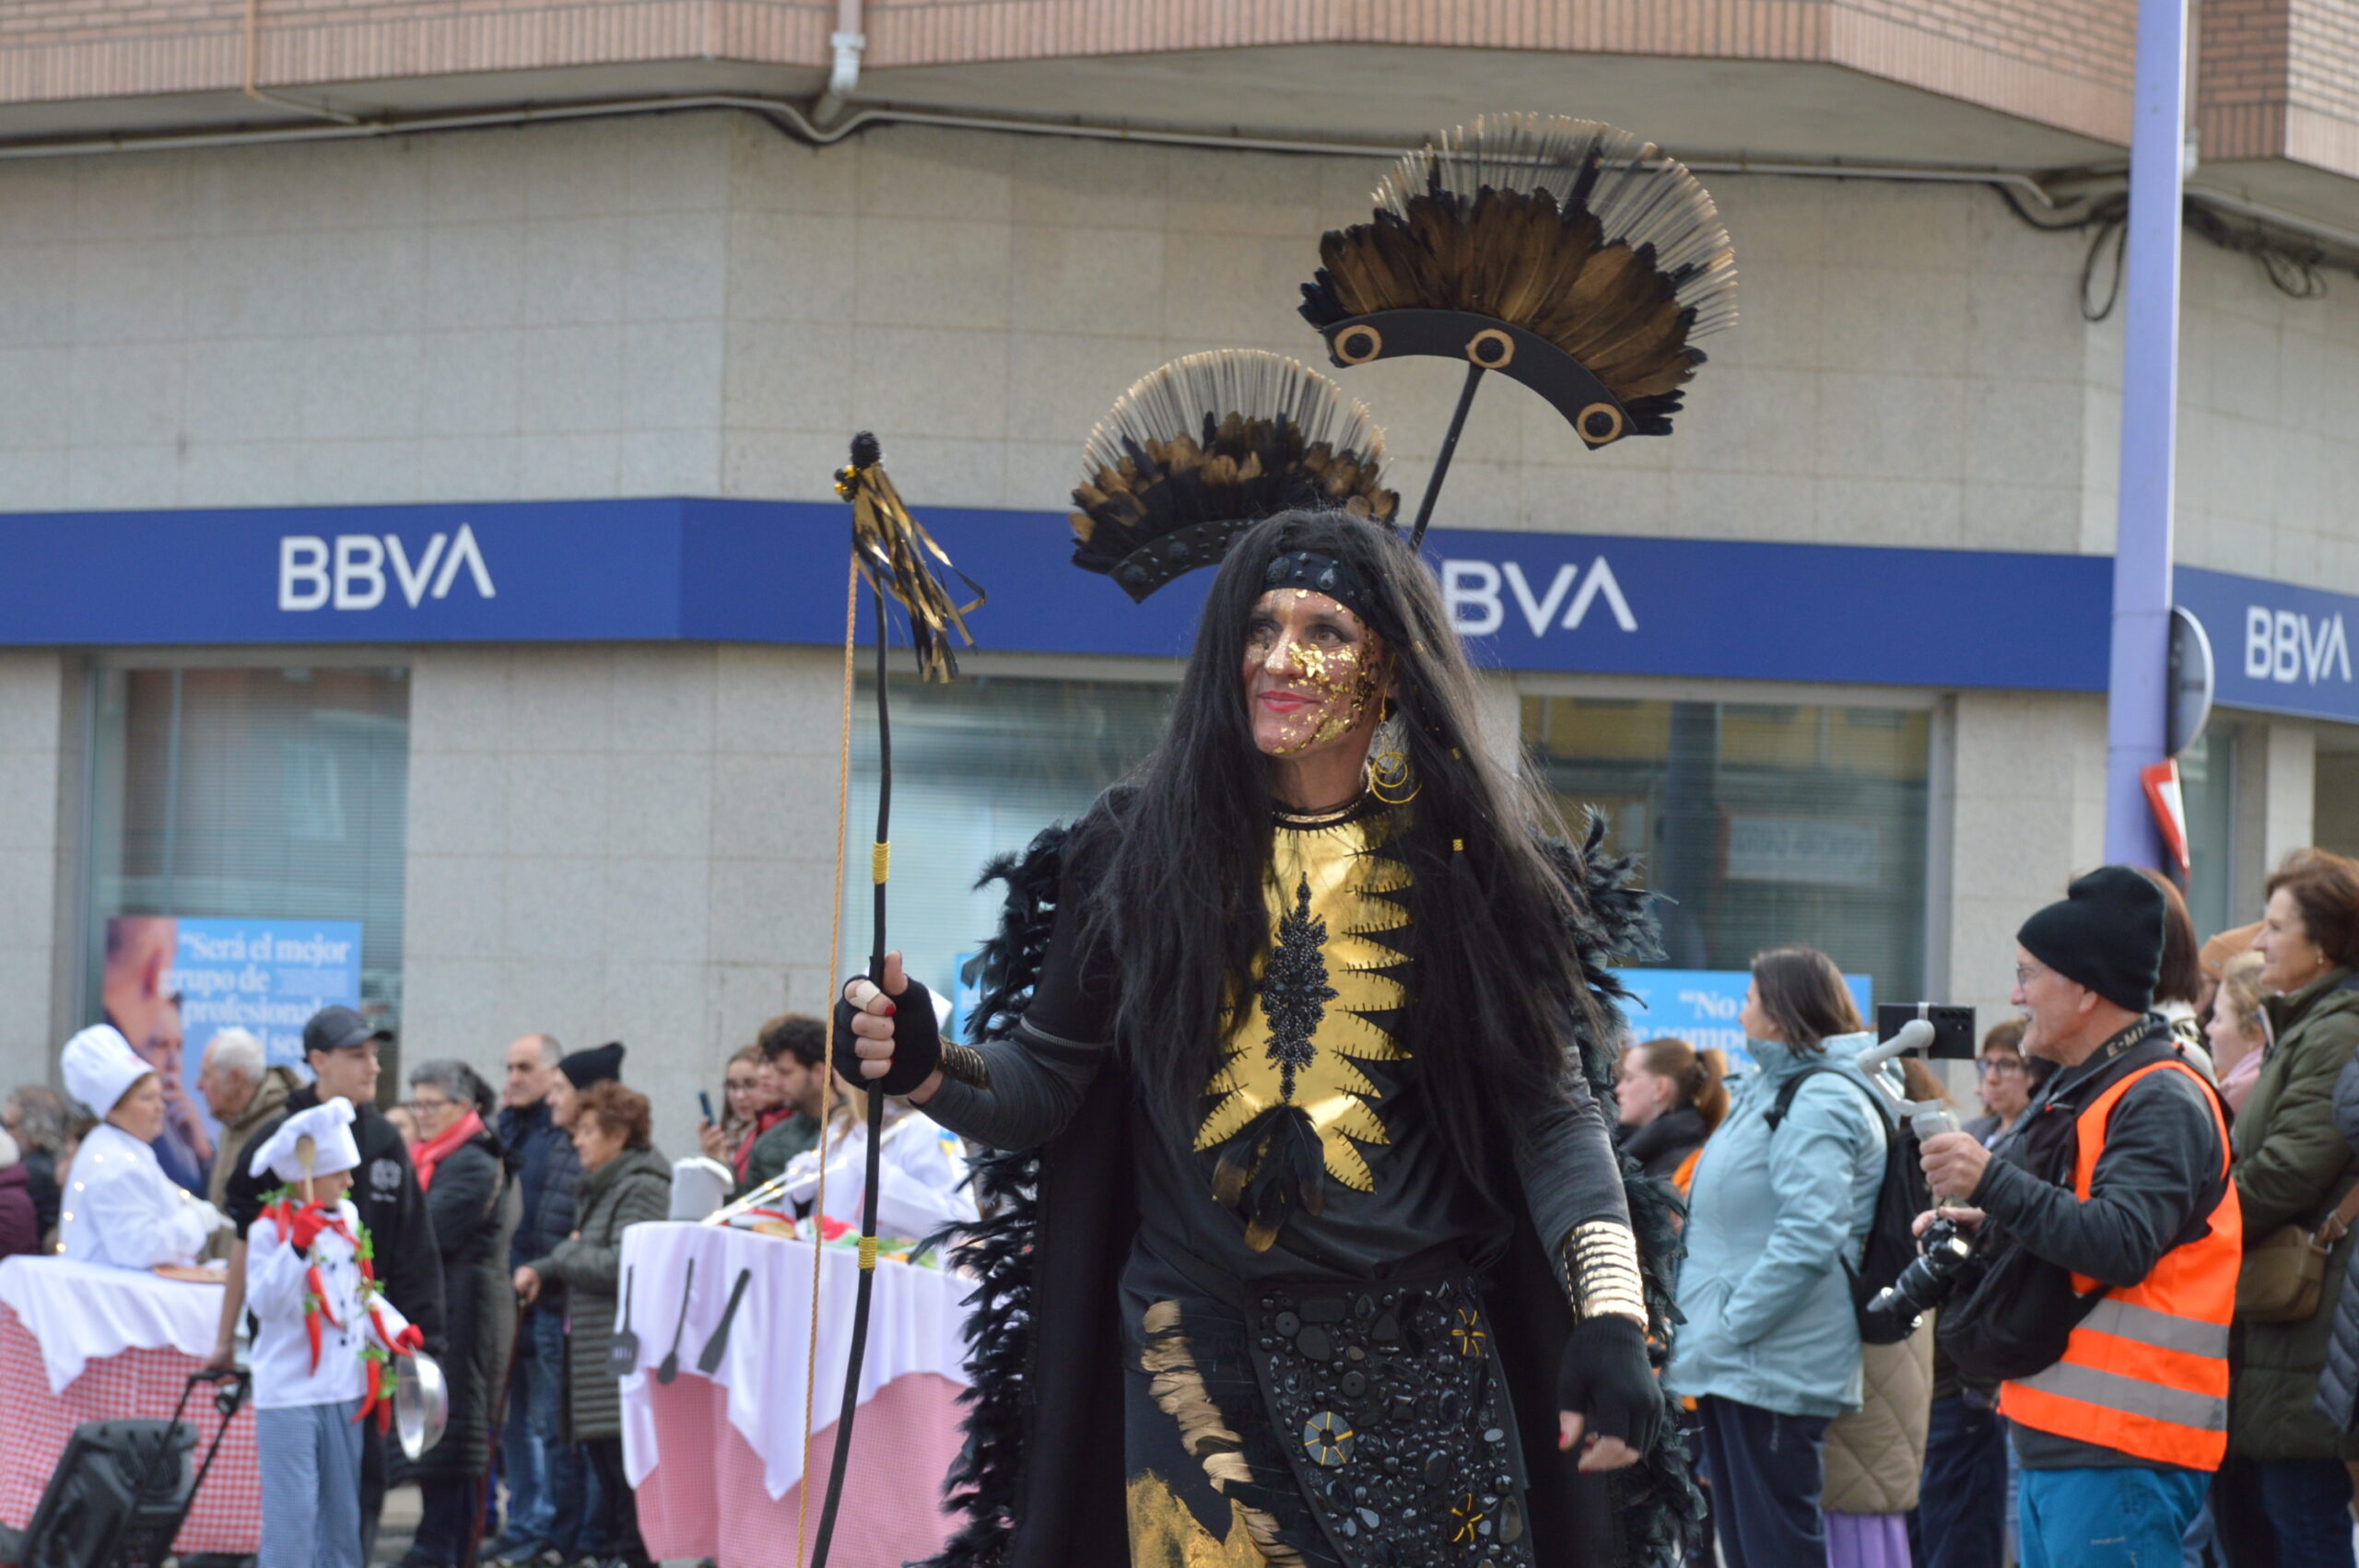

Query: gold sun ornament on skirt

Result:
[1199,811,1413,1249]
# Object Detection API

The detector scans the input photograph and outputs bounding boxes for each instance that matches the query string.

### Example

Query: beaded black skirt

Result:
[1125,1265,1535,1568]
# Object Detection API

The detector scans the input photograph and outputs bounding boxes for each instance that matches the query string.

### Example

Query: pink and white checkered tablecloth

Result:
[0,1305,262,1553]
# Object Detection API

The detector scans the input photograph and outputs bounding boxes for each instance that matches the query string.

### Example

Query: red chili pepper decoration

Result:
[306,1264,345,1331]
[304,1303,323,1373]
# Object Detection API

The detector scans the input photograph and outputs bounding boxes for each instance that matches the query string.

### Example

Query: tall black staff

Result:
[806,433,978,1568]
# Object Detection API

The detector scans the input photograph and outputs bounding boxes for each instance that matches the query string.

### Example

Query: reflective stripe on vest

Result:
[1998,1059,2241,1471]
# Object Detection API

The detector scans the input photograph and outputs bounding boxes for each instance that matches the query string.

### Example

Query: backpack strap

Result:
[1765,1062,1895,1134]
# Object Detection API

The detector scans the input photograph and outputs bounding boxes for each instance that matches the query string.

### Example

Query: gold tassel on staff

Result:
[837,433,982,683]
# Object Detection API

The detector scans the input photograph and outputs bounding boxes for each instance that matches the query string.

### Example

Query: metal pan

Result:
[394,1352,449,1459]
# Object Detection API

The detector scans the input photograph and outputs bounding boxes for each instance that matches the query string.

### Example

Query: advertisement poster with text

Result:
[1615,968,1874,1074]
[101,915,362,1194]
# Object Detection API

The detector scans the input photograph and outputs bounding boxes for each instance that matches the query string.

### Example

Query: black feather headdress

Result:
[1302,114,1738,542]
[1071,349,1398,603]
[1303,113,1736,444]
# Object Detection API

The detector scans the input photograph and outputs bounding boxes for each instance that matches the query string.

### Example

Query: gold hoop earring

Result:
[1367,707,1419,804]
[1368,750,1419,804]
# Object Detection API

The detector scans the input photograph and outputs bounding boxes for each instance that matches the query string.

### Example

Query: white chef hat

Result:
[249,1097,362,1183]
[61,1024,153,1119]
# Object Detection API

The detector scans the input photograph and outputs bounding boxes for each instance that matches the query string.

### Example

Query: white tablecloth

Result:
[616,1223,975,1501]
[0,1255,227,1395]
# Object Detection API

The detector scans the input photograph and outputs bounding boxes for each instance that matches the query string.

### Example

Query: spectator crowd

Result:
[5,1004,880,1568]
[1626,848,2359,1568]
[16,846,2359,1566]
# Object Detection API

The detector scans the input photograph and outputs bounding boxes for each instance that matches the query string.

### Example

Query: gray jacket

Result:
[532,1143,669,1444]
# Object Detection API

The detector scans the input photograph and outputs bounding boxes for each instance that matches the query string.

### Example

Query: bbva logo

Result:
[2244,606,2352,686]
[279,525,497,611]
[1440,558,1637,637]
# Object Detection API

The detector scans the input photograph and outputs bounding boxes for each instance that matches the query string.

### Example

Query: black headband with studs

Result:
[1262,549,1380,626]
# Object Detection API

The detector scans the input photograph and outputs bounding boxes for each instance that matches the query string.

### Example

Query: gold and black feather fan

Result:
[1072,349,1398,603]
[1300,113,1738,541]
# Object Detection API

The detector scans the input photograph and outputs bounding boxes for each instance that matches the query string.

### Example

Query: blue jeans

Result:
[2253,1457,2358,1568]
[257,1398,365,1568]
[2020,1465,2209,1568]
[503,1306,600,1553]
[1913,1394,2008,1568]
[497,1307,559,1546]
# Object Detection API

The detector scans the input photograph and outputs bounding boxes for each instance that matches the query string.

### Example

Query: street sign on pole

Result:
[2167,603,2214,756]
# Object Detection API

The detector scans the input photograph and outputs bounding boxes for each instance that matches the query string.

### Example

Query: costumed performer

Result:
[245,1098,424,1568]
[57,1023,231,1268]
[841,509,1684,1568]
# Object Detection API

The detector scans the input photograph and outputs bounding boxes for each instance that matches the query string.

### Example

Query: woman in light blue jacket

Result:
[1666,946,1890,1568]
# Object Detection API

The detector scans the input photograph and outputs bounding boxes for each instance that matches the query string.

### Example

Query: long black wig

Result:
[1073,508,1606,1197]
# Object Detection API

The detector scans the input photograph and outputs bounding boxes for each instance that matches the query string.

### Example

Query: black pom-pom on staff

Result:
[806,432,978,1568]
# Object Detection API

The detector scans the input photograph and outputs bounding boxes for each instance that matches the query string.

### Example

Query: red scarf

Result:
[734,1107,792,1186]
[413,1108,484,1192]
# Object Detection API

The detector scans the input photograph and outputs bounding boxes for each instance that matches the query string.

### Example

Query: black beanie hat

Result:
[559,1040,626,1090]
[2018,867,2167,1013]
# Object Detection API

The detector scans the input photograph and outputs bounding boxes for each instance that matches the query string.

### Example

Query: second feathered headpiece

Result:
[1301,112,1739,541]
[1070,349,1399,603]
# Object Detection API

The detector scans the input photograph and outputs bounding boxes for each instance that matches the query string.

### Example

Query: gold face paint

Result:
[1242,590,1385,757]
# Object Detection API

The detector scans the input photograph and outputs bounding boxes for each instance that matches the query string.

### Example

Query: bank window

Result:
[1522,696,1931,1000]
[84,667,411,1165]
[842,674,1173,1019]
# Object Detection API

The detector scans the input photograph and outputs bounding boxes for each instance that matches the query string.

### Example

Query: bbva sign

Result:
[279,525,497,611]
[2245,605,2352,687]
[1440,558,1637,638]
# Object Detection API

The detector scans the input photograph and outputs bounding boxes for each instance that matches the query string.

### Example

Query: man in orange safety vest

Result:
[1916,867,2239,1568]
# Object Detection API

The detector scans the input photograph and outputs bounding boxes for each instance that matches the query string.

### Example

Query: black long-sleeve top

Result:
[924,802,1631,1293]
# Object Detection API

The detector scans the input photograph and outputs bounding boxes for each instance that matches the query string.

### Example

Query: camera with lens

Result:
[1862,1213,1976,1342]
[1848,1007,1980,1344]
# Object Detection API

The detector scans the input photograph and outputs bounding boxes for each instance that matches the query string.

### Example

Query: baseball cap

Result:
[302,1005,392,1056]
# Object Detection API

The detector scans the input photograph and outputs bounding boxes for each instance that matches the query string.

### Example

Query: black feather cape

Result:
[921,814,1702,1568]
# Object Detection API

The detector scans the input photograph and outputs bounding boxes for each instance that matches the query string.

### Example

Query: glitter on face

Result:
[1243,590,1386,757]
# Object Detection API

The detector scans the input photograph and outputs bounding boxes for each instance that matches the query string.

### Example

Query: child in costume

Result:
[244,1098,422,1568]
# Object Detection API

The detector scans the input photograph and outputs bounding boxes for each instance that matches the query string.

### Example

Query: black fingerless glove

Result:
[1556,1315,1662,1456]
[833,977,943,1097]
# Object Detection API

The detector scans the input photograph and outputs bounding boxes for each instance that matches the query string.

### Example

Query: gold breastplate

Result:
[1196,802,1412,1244]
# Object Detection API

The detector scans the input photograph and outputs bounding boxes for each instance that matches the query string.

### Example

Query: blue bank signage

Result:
[2177,566,2359,725]
[5,497,2350,719]
[276,524,499,612]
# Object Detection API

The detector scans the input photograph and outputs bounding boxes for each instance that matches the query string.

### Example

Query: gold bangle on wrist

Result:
[939,1042,992,1090]
[1564,1220,1649,1328]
